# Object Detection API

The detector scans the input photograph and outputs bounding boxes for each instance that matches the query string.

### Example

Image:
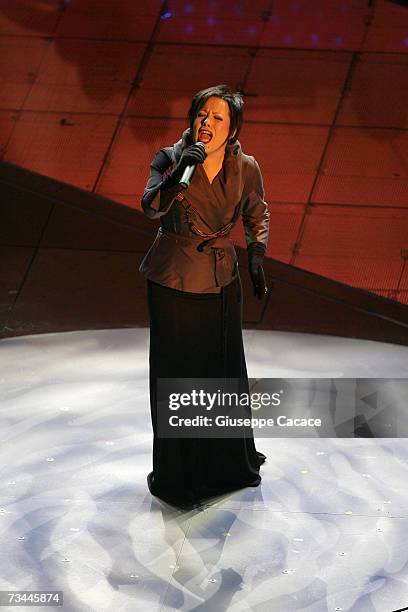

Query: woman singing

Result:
[139,84,270,508]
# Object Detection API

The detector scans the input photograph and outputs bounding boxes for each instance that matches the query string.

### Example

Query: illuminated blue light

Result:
[185,23,194,33]
[207,16,216,26]
[311,33,319,44]
[184,3,193,14]
[404,36,408,46]
[248,25,257,36]
[335,35,343,46]
[160,11,173,20]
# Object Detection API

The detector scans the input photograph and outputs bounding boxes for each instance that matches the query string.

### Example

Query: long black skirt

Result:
[146,274,265,508]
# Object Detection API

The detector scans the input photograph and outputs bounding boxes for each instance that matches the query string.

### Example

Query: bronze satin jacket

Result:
[139,128,269,293]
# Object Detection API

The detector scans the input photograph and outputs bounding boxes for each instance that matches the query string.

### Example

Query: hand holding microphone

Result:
[176,142,207,188]
[159,141,206,200]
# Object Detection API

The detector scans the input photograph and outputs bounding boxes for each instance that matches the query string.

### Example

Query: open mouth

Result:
[198,129,213,142]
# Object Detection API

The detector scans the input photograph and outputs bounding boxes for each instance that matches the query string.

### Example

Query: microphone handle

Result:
[179,164,196,189]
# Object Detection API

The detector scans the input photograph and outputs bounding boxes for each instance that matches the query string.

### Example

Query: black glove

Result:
[178,143,207,171]
[170,143,207,183]
[248,242,267,300]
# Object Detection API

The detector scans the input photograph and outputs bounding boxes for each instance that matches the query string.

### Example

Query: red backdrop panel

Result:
[337,53,408,129]
[364,0,408,53]
[0,0,60,36]
[244,49,352,124]
[313,127,408,207]
[259,0,367,50]
[296,204,406,290]
[4,111,118,190]
[0,37,46,110]
[24,39,145,114]
[55,0,159,41]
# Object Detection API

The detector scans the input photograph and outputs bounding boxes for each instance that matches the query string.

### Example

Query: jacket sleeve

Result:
[242,156,269,250]
[141,149,184,219]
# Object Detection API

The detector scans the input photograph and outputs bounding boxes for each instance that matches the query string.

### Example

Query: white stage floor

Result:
[1,329,408,611]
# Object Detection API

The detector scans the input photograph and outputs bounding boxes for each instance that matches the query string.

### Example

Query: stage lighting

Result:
[160,1,173,19]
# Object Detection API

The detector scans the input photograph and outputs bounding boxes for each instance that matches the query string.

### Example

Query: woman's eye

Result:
[198,113,222,121]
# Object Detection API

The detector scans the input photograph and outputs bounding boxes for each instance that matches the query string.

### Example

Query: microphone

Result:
[178,141,206,189]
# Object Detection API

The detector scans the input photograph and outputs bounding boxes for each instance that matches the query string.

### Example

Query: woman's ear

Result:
[228,128,237,143]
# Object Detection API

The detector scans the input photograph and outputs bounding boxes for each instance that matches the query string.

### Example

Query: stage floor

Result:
[1,329,408,611]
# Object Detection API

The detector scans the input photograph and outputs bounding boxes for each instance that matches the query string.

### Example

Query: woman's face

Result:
[193,96,236,155]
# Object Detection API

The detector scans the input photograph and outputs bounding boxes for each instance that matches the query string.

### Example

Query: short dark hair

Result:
[187,84,244,144]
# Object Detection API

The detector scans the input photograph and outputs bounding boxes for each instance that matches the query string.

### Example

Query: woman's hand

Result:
[248,242,268,300]
[175,143,207,176]
[160,143,207,192]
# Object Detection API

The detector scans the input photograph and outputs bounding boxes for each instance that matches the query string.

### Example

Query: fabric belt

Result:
[160,227,232,252]
[160,227,236,286]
